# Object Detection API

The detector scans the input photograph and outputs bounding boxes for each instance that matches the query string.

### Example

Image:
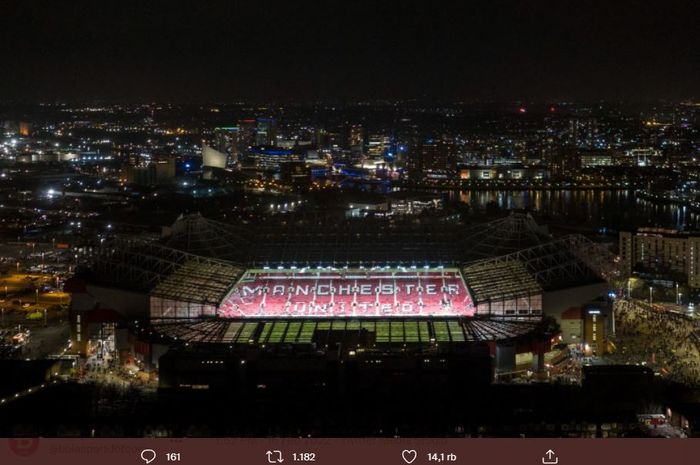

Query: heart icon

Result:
[401,449,417,464]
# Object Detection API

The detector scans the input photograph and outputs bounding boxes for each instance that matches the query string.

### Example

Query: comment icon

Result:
[141,449,157,464]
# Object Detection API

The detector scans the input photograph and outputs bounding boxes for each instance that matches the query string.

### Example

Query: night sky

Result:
[1,0,698,103]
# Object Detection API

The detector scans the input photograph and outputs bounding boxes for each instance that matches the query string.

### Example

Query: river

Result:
[450,189,698,231]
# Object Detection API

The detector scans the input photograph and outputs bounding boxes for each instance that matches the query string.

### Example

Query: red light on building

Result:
[217,269,475,318]
[518,107,526,113]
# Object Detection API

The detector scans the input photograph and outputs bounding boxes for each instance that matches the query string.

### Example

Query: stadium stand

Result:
[218,269,475,318]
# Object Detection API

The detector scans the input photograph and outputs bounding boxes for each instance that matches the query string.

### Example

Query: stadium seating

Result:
[219,269,475,318]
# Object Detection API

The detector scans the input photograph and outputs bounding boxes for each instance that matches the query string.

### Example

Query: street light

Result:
[676,283,680,304]
[649,286,653,306]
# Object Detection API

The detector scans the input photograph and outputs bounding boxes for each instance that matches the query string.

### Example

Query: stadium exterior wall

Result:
[69,282,150,319]
[474,294,543,318]
[150,296,218,319]
[542,282,609,322]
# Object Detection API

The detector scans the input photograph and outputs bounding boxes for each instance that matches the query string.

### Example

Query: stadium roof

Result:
[161,212,554,266]
[87,238,245,305]
[463,234,615,292]
[87,213,613,305]
[151,261,242,305]
[463,260,542,303]
[458,213,552,260]
[163,213,252,262]
[147,317,543,346]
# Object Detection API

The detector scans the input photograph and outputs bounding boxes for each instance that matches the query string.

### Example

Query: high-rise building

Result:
[620,228,700,288]
[237,119,257,153]
[366,133,390,159]
[214,127,240,165]
[343,123,364,153]
[407,136,457,177]
[315,128,343,149]
[256,117,277,146]
[569,117,598,148]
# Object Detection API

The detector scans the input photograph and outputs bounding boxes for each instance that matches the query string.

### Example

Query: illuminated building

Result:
[624,148,662,167]
[348,123,364,152]
[18,121,32,137]
[620,228,700,287]
[366,133,390,159]
[248,146,301,170]
[256,117,277,146]
[68,213,612,378]
[237,119,257,152]
[202,144,228,169]
[569,117,598,148]
[409,136,457,178]
[213,127,240,164]
[578,150,614,168]
[122,159,176,186]
[202,144,229,180]
[560,305,609,355]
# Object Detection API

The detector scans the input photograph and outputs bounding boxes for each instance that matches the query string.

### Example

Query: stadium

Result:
[67,212,615,391]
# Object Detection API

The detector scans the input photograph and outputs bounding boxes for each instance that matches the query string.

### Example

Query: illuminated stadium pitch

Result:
[218,267,475,318]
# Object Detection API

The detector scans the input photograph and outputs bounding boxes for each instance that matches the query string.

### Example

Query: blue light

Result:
[252,147,293,156]
[185,163,191,169]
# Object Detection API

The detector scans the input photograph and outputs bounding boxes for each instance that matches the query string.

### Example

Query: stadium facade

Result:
[66,212,614,389]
